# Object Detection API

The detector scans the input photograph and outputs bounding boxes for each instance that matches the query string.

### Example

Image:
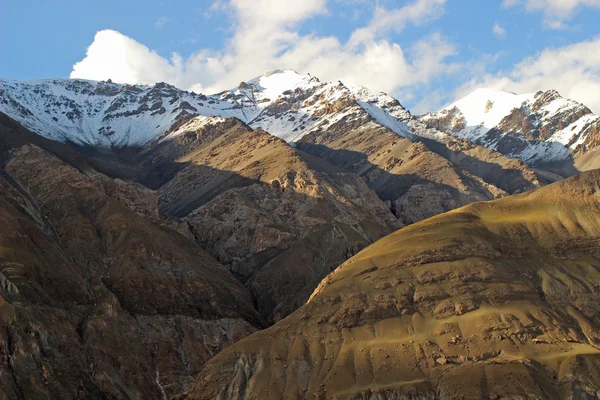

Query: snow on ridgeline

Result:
[160,115,227,142]
[421,87,600,164]
[449,88,534,132]
[4,69,596,165]
[0,70,420,148]
[0,78,247,147]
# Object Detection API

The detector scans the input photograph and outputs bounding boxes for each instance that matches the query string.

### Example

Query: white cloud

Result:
[410,88,447,115]
[503,0,600,28]
[454,37,600,113]
[492,22,506,38]
[71,30,180,86]
[154,16,169,28]
[70,0,456,97]
[348,0,446,47]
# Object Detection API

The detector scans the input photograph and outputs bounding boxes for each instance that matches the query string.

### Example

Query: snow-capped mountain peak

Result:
[0,78,228,147]
[2,72,599,167]
[421,88,600,164]
[244,69,310,99]
[1,69,423,149]
[448,88,534,130]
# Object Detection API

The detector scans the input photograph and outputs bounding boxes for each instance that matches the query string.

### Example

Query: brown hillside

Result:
[0,144,263,399]
[186,170,600,399]
[296,118,541,224]
[137,117,401,321]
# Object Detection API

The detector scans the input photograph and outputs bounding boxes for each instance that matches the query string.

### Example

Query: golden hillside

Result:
[186,170,600,399]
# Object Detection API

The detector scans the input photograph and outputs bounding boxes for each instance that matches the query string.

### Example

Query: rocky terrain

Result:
[294,115,540,224]
[135,116,401,322]
[4,70,598,180]
[1,69,599,399]
[0,71,559,322]
[0,112,402,396]
[422,88,600,171]
[0,121,266,398]
[185,169,600,399]
[215,71,546,224]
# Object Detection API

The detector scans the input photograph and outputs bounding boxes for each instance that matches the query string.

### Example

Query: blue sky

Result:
[2,0,600,113]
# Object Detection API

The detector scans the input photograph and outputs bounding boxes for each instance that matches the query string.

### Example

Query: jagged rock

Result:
[422,88,600,170]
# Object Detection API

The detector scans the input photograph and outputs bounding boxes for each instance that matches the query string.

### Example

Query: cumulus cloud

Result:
[492,22,506,38]
[502,0,600,28]
[454,37,600,113]
[70,0,456,97]
[71,30,180,85]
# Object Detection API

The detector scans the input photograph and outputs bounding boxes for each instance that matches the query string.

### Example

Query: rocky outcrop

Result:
[185,170,600,400]
[419,106,466,133]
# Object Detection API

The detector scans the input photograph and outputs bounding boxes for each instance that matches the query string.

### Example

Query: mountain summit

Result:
[3,71,599,175]
[422,88,600,168]
[1,70,408,147]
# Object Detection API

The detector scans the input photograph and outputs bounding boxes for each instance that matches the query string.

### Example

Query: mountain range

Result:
[1,69,599,399]
[423,87,600,172]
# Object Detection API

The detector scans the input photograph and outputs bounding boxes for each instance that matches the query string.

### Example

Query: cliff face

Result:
[186,170,600,400]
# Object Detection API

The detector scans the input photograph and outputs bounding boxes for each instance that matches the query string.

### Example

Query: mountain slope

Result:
[293,110,540,223]
[1,71,548,223]
[422,88,600,168]
[0,70,566,321]
[135,116,401,321]
[4,71,598,175]
[185,170,600,399]
[218,71,544,223]
[0,117,265,398]
[0,70,366,147]
[2,70,600,399]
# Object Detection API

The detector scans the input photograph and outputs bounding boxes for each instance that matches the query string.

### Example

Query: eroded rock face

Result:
[0,144,263,399]
[187,169,398,321]
[91,172,159,219]
[137,117,401,322]
[185,170,600,400]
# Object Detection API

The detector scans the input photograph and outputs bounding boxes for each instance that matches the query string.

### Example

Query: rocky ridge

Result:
[422,88,600,168]
[134,116,401,322]
[0,70,551,240]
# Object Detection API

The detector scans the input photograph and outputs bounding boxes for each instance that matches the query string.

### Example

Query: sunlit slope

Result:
[185,170,600,400]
